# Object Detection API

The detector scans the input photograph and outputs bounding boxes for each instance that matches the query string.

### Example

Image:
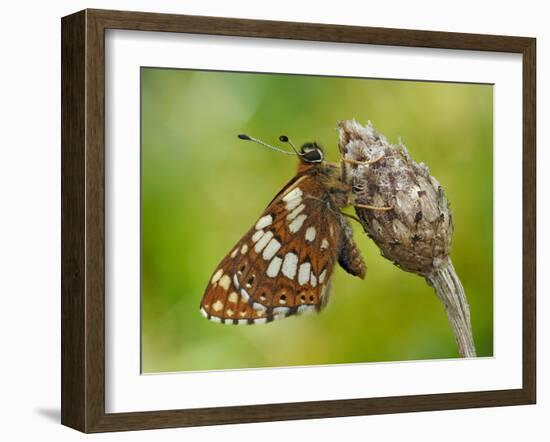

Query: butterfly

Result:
[200,134,391,325]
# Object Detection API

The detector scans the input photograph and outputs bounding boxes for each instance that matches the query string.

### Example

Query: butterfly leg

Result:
[339,152,385,184]
[355,202,394,211]
[348,192,394,211]
[342,153,385,166]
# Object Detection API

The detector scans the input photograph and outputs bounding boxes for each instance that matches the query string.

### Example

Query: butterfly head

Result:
[278,135,324,164]
[299,142,324,164]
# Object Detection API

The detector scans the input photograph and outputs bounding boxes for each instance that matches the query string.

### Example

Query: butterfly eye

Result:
[300,142,324,163]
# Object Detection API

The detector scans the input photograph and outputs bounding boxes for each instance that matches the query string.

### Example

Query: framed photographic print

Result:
[61,9,536,433]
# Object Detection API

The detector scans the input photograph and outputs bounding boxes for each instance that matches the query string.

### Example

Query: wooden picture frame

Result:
[61,8,536,433]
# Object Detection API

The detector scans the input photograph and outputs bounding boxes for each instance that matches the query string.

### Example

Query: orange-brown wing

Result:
[200,173,343,324]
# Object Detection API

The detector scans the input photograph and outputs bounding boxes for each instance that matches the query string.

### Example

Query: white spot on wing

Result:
[298,262,311,285]
[266,256,282,278]
[228,292,239,303]
[305,226,316,242]
[286,197,302,211]
[219,275,231,291]
[297,305,317,315]
[209,316,222,324]
[240,244,248,254]
[273,306,290,320]
[254,230,274,253]
[233,274,240,289]
[282,187,302,202]
[211,269,223,284]
[262,237,281,260]
[286,203,305,221]
[289,214,307,233]
[240,288,250,301]
[310,273,317,287]
[252,230,264,243]
[319,269,327,284]
[253,302,267,312]
[200,307,208,318]
[283,187,303,211]
[255,214,273,230]
[282,253,298,280]
[321,238,329,250]
[254,318,267,324]
[230,248,238,258]
[212,300,223,312]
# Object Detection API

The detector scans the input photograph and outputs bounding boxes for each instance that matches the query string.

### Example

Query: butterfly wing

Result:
[200,173,345,324]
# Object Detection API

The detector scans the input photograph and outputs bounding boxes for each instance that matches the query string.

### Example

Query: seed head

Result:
[338,119,453,276]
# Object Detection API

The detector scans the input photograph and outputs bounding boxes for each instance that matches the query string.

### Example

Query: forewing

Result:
[200,173,342,324]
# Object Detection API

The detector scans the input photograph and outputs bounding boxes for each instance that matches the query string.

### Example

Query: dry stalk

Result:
[338,119,476,357]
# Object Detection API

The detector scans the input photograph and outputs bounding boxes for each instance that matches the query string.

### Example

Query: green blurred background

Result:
[141,67,493,373]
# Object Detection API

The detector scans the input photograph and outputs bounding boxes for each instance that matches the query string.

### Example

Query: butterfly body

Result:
[200,141,366,325]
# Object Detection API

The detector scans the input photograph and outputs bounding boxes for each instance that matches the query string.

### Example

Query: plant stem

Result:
[426,259,476,357]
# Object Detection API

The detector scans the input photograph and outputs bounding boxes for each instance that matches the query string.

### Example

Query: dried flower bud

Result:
[338,119,453,276]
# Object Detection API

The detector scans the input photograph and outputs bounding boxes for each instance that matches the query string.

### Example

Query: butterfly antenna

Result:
[237,134,297,155]
[279,135,302,156]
